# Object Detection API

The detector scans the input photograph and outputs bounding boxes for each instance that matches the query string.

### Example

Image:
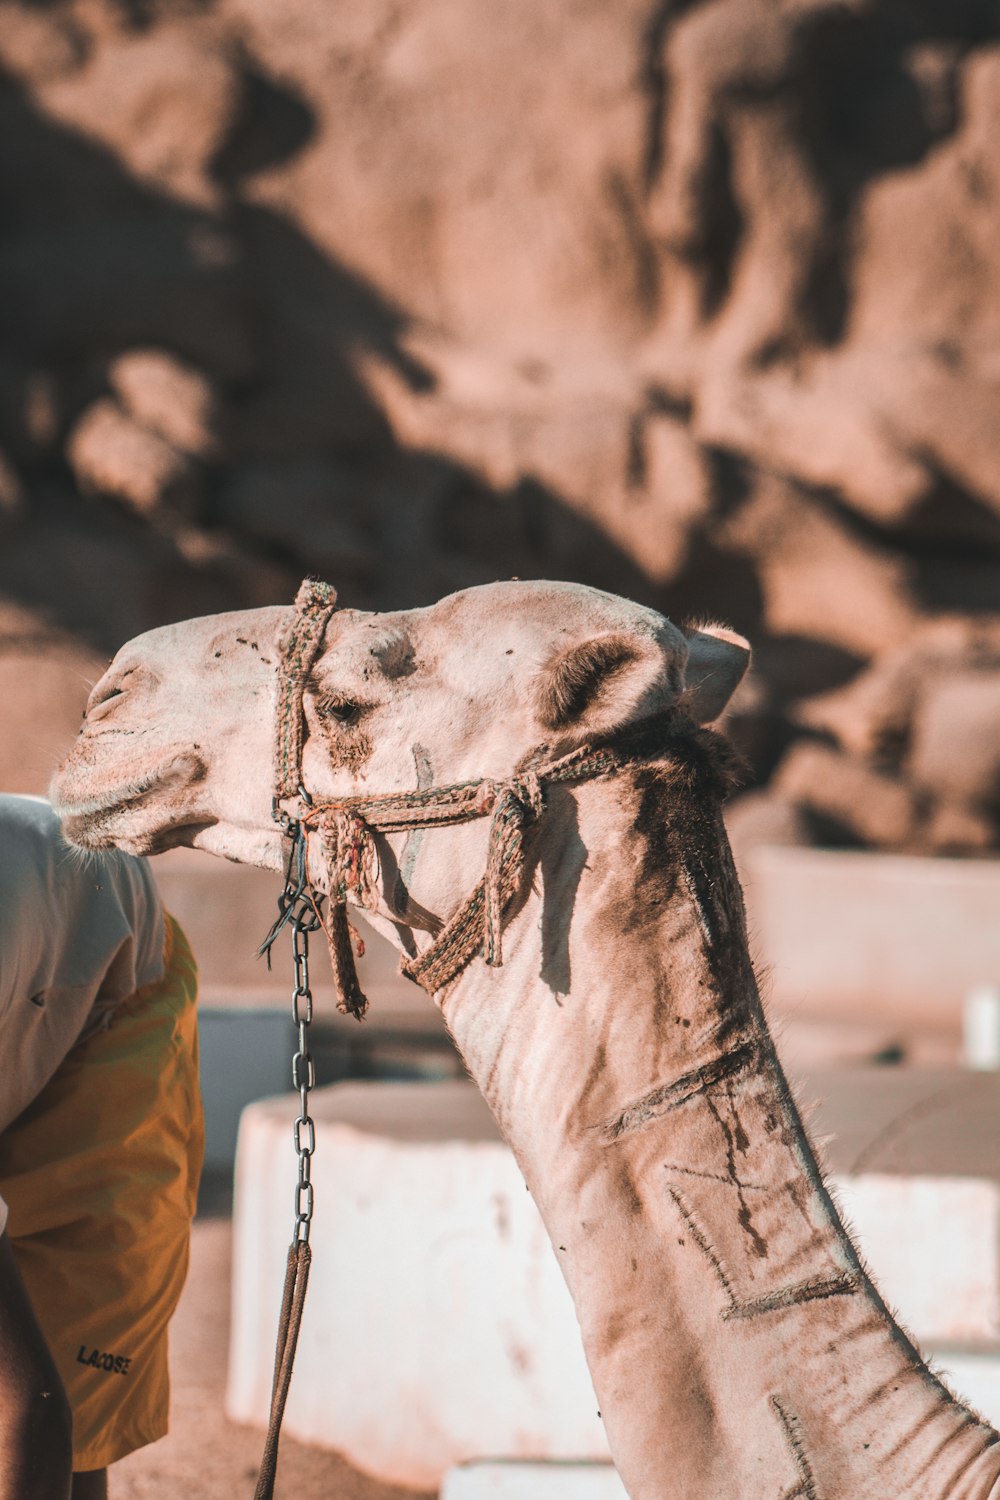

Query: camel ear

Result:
[536,632,683,736]
[680,623,750,724]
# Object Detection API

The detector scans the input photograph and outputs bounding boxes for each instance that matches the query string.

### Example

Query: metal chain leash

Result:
[258,787,323,1244]
[290,898,319,1244]
[251,802,323,1500]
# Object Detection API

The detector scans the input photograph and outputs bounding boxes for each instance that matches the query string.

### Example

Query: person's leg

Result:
[70,1472,107,1500]
[0,1233,72,1500]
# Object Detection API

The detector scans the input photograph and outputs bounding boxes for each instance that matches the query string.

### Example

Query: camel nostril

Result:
[85,663,145,720]
[86,680,124,720]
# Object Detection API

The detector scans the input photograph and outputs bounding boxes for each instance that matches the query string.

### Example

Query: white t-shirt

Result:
[0,794,165,1138]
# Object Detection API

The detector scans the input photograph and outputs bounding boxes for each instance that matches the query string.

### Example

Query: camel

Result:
[52,578,1000,1500]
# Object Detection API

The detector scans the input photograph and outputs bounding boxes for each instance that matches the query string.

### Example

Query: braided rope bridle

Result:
[262,576,696,1016]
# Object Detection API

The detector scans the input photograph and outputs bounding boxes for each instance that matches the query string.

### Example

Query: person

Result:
[0,794,204,1499]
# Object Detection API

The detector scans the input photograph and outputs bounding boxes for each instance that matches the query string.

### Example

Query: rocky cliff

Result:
[2,0,999,849]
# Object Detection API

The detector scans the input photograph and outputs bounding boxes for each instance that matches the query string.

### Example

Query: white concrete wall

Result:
[228,1084,609,1490]
[227,1079,1000,1490]
[834,1174,1000,1344]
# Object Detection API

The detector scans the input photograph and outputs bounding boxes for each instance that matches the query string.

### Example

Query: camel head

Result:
[52,580,749,947]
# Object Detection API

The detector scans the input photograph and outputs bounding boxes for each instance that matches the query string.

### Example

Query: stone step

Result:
[198,993,996,1168]
[804,1066,1000,1181]
[227,1074,1000,1489]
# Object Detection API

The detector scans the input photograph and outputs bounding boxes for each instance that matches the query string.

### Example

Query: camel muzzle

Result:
[54,751,209,850]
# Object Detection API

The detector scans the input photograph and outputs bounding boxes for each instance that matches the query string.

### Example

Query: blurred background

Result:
[2,0,1000,1495]
[3,0,1000,862]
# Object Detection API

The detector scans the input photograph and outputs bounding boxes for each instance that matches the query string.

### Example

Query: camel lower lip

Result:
[53,751,208,848]
[60,808,213,855]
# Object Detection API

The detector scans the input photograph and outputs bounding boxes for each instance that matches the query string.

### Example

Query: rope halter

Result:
[263,577,693,1019]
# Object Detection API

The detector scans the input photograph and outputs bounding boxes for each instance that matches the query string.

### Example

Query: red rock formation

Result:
[0,0,997,848]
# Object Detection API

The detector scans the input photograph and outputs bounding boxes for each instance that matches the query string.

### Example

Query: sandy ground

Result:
[112,1215,431,1500]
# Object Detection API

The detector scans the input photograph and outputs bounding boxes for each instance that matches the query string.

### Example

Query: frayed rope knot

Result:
[483,771,544,968]
[296,767,546,1005]
[294,578,337,614]
[316,808,377,905]
[473,783,497,815]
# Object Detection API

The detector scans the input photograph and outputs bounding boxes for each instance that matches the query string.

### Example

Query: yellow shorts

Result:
[0,913,204,1470]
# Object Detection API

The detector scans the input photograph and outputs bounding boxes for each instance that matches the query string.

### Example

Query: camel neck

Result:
[435,761,1000,1500]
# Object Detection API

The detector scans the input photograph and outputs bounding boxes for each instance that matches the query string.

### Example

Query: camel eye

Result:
[316,695,365,727]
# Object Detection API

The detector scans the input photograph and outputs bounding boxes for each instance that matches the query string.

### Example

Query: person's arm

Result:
[0,1230,73,1500]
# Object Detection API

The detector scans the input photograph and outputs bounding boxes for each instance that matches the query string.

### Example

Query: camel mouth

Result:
[61,810,216,856]
[52,751,209,852]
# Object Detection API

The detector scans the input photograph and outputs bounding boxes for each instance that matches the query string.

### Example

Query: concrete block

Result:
[833,1174,1000,1344]
[197,1003,464,1172]
[227,1082,608,1490]
[744,846,1000,1032]
[228,1079,1000,1489]
[152,848,464,1159]
[442,1462,628,1500]
[802,1067,1000,1181]
[934,1351,1000,1428]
